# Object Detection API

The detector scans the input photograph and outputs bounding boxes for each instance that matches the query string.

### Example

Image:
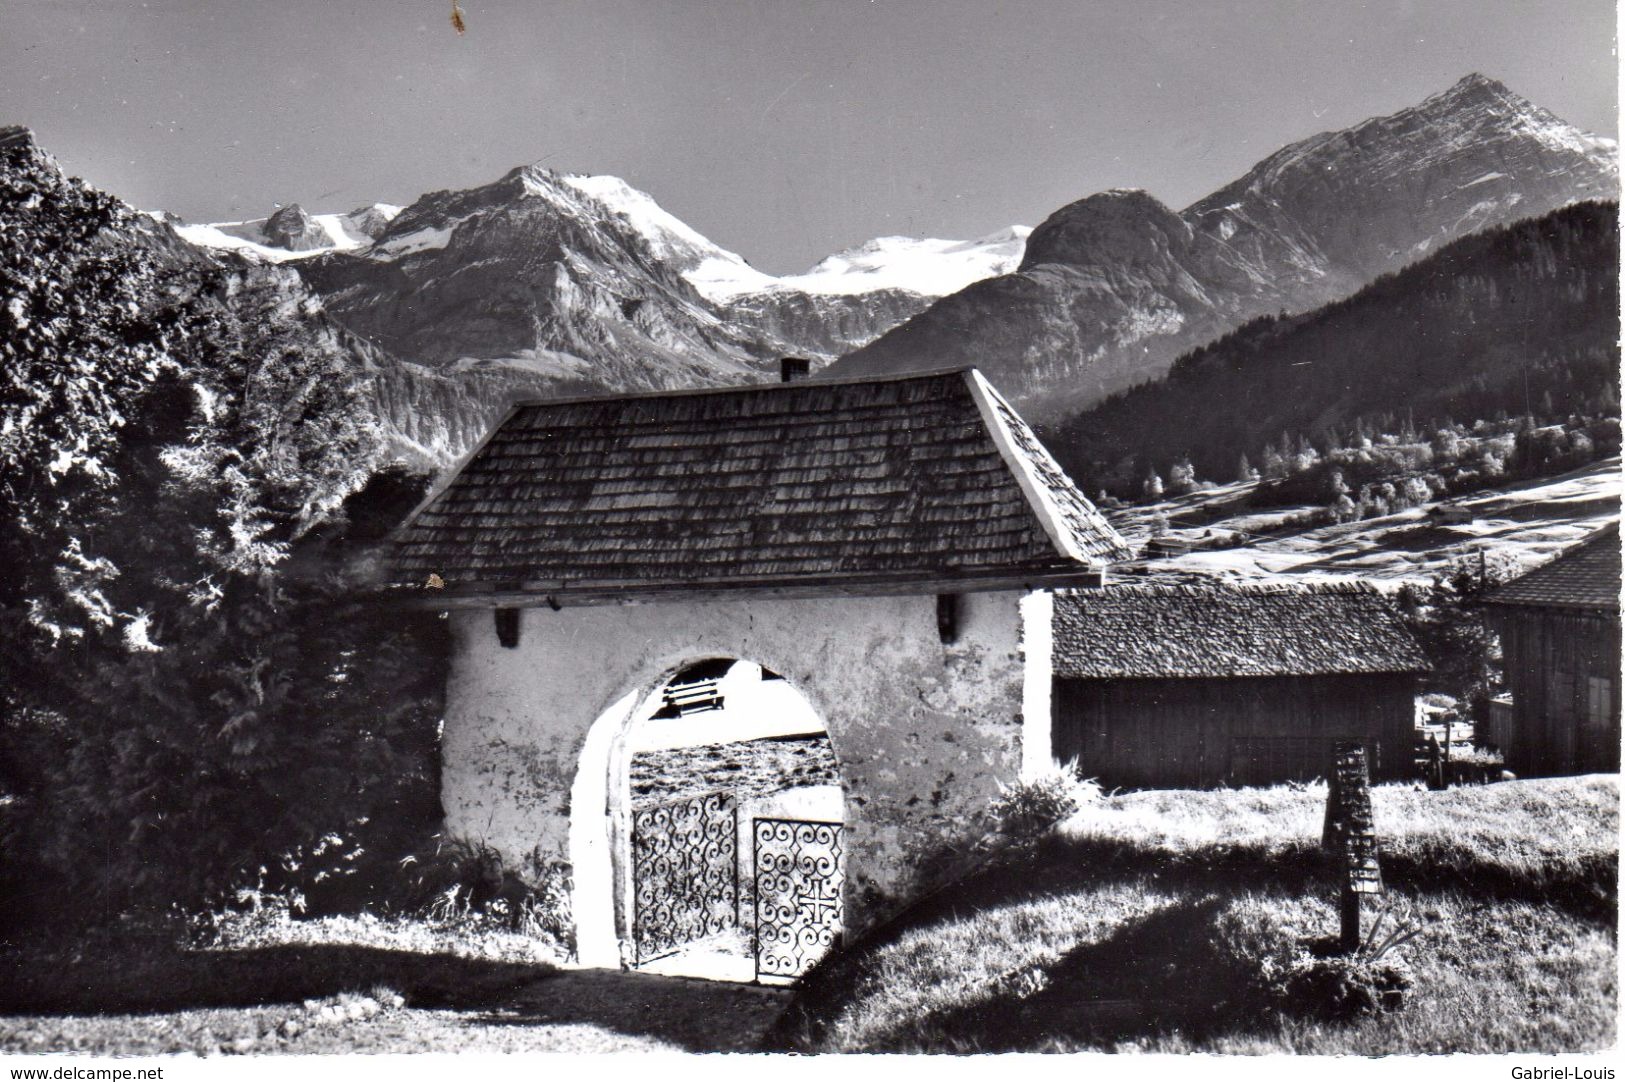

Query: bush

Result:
[989,767,1101,839]
[1216,895,1430,1022]
[398,836,574,952]
[1278,952,1414,1019]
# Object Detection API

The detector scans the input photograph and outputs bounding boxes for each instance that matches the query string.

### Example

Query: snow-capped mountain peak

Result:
[173,202,402,263]
[764,227,1031,299]
[173,163,1022,307]
[550,169,1029,301]
[558,172,742,266]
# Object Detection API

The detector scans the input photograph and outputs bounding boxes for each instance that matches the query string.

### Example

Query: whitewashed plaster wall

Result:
[438,588,1052,962]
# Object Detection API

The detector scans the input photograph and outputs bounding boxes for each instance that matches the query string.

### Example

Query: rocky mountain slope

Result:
[176,168,1028,399]
[826,74,1618,420]
[297,165,777,397]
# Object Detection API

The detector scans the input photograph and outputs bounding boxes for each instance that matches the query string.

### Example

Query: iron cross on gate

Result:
[796,876,840,924]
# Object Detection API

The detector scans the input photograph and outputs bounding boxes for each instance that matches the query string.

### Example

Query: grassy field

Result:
[4,776,1614,1055]
[775,775,1617,1054]
[1110,455,1620,584]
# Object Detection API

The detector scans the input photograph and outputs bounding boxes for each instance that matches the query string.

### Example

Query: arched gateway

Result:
[381,367,1128,975]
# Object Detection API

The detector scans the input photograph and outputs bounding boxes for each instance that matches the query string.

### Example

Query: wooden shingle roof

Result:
[1484,524,1621,613]
[388,368,1129,605]
[1053,581,1429,680]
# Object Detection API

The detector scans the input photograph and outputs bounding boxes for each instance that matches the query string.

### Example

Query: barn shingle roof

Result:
[388,368,1129,602]
[1052,581,1429,680]
[1484,524,1621,613]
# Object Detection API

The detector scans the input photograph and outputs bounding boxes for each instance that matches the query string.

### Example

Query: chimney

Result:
[780,357,811,383]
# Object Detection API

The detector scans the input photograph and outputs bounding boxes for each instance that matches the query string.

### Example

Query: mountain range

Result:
[169,166,1033,461]
[825,73,1617,420]
[178,168,1027,381]
[5,72,1617,468]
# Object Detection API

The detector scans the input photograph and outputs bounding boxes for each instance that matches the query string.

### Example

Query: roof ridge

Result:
[500,365,978,411]
[1482,518,1621,611]
[963,370,1095,565]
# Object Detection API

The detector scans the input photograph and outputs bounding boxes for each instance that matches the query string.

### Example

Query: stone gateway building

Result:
[384,368,1129,973]
[1051,583,1429,789]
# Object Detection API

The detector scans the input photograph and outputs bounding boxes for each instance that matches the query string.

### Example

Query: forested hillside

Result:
[1048,201,1620,497]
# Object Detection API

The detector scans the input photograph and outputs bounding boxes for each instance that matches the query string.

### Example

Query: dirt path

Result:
[1,966,793,1055]
[414,968,794,1053]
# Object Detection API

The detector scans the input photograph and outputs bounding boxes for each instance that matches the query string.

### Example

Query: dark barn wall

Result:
[1053,673,1417,789]
[1498,609,1622,777]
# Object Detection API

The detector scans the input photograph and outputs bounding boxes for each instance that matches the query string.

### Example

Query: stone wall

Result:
[629,735,838,807]
[438,588,1049,963]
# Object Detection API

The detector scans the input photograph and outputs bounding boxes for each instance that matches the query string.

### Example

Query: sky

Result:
[1,0,1617,274]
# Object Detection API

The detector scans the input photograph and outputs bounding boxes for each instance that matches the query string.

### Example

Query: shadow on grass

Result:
[0,940,553,1016]
[1366,523,1485,554]
[1,940,791,1053]
[460,969,791,1053]
[858,896,1271,1053]
[1036,833,1616,926]
[830,828,1611,964]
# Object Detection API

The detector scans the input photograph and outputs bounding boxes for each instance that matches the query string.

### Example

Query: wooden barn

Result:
[1051,582,1429,789]
[1483,524,1621,777]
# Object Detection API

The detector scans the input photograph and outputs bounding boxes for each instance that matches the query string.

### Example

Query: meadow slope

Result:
[777,776,1617,1054]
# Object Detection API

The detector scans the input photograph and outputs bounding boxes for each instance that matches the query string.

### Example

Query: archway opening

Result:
[570,657,846,982]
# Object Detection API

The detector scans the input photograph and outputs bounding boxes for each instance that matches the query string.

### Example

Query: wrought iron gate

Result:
[630,790,739,965]
[753,817,845,980]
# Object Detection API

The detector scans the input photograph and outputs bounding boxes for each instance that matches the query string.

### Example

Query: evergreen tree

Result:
[1167,458,1197,494]
[0,136,174,641]
[1261,442,1288,480]
[0,143,445,921]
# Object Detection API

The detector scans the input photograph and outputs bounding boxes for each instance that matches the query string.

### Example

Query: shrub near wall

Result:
[0,473,449,927]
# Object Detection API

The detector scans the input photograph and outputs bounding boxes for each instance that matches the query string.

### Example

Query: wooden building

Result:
[1483,524,1621,777]
[1051,582,1429,789]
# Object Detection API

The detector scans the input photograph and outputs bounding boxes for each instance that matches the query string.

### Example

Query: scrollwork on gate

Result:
[630,790,739,964]
[753,817,844,980]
